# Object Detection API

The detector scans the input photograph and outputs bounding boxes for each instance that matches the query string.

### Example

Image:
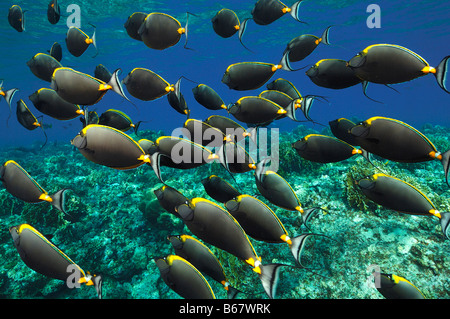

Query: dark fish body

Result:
[27,53,62,82]
[228,96,286,125]
[123,68,172,101]
[192,84,226,110]
[225,195,289,243]
[98,109,138,133]
[222,62,283,91]
[216,141,256,174]
[259,89,293,109]
[167,90,189,116]
[49,42,62,62]
[71,124,149,170]
[251,0,301,25]
[154,185,188,218]
[266,78,302,100]
[306,59,362,89]
[329,118,358,146]
[138,138,157,155]
[284,26,331,62]
[94,64,112,83]
[8,5,25,32]
[138,12,184,50]
[376,273,425,299]
[124,12,147,41]
[155,255,215,299]
[16,99,40,131]
[47,0,60,24]
[30,88,82,121]
[211,8,240,38]
[66,26,97,57]
[204,115,250,142]
[183,119,226,148]
[201,175,241,203]
[292,134,362,163]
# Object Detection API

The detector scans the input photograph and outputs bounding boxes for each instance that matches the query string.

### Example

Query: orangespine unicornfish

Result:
[222,55,295,91]
[251,0,305,25]
[16,99,48,148]
[254,158,303,212]
[71,124,151,170]
[122,68,181,102]
[374,272,425,299]
[51,67,130,106]
[138,12,195,50]
[292,134,364,163]
[329,118,358,146]
[284,95,326,125]
[228,96,287,125]
[355,173,450,239]
[154,185,188,219]
[192,84,227,111]
[306,59,363,90]
[155,255,215,299]
[201,175,241,203]
[0,83,19,125]
[349,116,450,186]
[138,138,157,155]
[266,78,302,100]
[204,115,251,143]
[183,118,227,148]
[167,234,241,298]
[65,25,98,57]
[211,9,251,51]
[98,109,142,135]
[48,42,62,62]
[27,53,63,82]
[80,109,99,127]
[10,224,102,299]
[8,5,25,32]
[124,12,147,41]
[94,64,112,83]
[0,160,70,215]
[214,140,256,174]
[259,89,294,111]
[167,89,189,117]
[47,0,60,24]
[284,26,332,63]
[176,197,287,299]
[347,44,450,93]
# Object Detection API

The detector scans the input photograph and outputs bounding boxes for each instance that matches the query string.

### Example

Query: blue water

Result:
[1,0,449,147]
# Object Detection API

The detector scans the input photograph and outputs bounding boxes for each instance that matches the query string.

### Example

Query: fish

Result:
[176,197,288,299]
[98,109,142,134]
[266,78,302,100]
[204,115,251,143]
[254,158,303,212]
[167,89,189,116]
[347,44,450,93]
[251,0,305,25]
[306,59,363,90]
[47,0,60,25]
[183,118,227,148]
[138,12,192,50]
[154,255,215,299]
[122,67,180,102]
[328,118,358,146]
[0,160,70,214]
[66,25,98,57]
[48,42,62,62]
[138,138,157,155]
[10,223,102,299]
[124,12,147,41]
[154,185,188,219]
[355,173,450,238]
[349,116,450,186]
[228,96,287,125]
[51,67,130,106]
[94,64,112,83]
[284,26,332,63]
[201,175,241,203]
[16,99,48,148]
[27,53,63,82]
[215,140,256,174]
[167,234,241,298]
[0,83,19,124]
[258,89,294,110]
[283,95,324,125]
[211,8,250,51]
[222,55,293,91]
[375,272,425,299]
[71,124,151,170]
[292,134,363,163]
[8,5,25,32]
[192,84,227,111]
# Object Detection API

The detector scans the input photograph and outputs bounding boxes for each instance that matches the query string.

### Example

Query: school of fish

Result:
[2,0,450,300]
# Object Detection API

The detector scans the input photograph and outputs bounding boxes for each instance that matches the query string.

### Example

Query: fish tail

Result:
[49,188,72,215]
[434,55,450,93]
[440,149,450,187]
[108,69,131,103]
[81,273,103,299]
[440,212,450,239]
[258,263,287,299]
